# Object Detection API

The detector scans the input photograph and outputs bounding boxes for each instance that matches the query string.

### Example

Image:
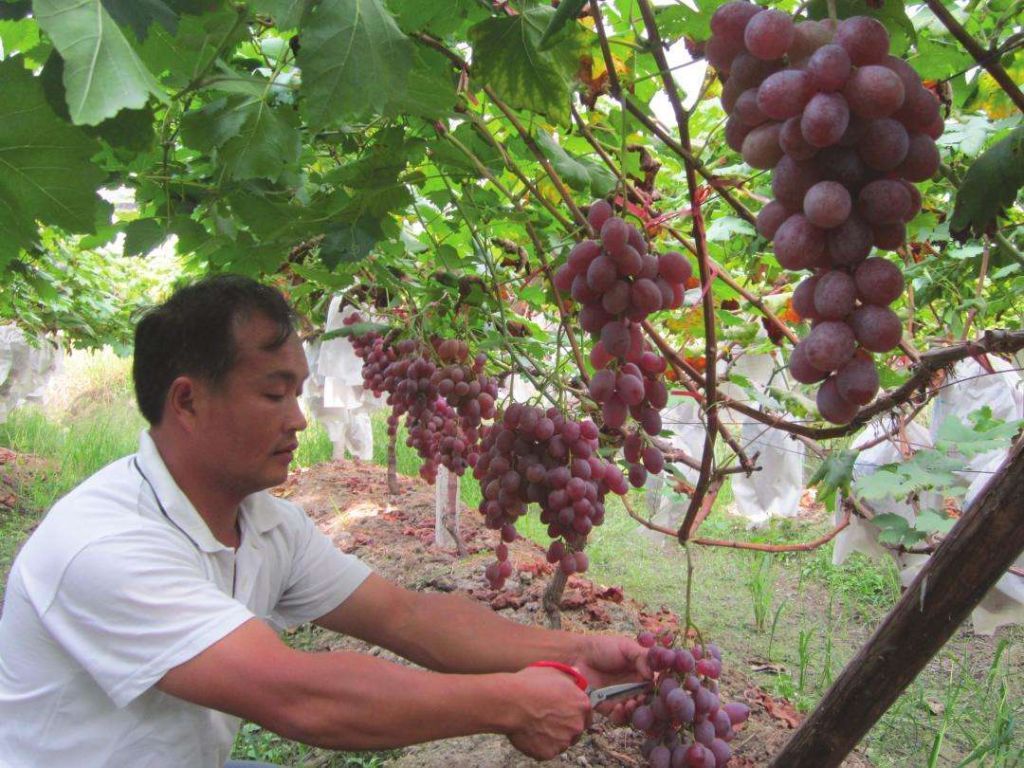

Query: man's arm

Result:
[314,573,650,714]
[314,574,589,673]
[156,616,591,760]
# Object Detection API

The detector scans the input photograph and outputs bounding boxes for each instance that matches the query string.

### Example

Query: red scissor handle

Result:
[529,661,589,692]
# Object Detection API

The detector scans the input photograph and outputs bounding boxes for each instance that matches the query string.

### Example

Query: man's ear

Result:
[165,376,201,431]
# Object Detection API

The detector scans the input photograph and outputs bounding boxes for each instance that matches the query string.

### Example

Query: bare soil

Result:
[273,459,874,767]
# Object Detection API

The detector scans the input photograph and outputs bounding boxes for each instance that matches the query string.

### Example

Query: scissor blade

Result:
[589,681,651,706]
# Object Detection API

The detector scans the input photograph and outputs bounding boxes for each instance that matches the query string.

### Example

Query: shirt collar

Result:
[134,431,283,552]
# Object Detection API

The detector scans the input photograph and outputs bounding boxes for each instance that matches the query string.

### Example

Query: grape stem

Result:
[962,235,991,340]
[923,0,1024,115]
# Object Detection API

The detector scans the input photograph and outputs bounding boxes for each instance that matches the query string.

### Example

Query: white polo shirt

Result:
[0,431,371,767]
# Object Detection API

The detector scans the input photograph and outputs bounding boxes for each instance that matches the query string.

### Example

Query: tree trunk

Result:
[386,430,399,496]
[768,441,1024,767]
[434,467,467,556]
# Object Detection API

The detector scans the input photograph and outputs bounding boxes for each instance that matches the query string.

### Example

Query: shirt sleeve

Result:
[37,532,255,709]
[271,507,372,629]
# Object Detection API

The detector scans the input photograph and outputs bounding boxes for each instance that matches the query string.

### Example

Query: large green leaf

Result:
[39,52,156,152]
[0,58,106,265]
[392,47,457,120]
[950,126,1024,239]
[219,99,302,182]
[536,129,616,197]
[469,6,585,125]
[320,216,380,268]
[102,0,178,39]
[33,0,164,125]
[389,0,484,37]
[297,0,414,129]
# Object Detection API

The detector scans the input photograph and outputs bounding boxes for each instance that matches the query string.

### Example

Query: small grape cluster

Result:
[631,632,749,768]
[554,200,691,485]
[473,403,629,588]
[348,316,498,481]
[707,2,942,424]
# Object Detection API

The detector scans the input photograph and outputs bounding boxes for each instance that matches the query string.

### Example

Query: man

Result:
[0,275,648,767]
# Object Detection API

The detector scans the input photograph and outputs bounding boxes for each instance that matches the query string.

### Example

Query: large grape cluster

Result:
[631,631,750,767]
[554,200,691,484]
[707,2,942,424]
[473,403,630,588]
[347,315,498,481]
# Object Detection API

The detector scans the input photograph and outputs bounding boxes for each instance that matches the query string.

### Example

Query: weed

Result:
[747,552,776,632]
[797,627,813,695]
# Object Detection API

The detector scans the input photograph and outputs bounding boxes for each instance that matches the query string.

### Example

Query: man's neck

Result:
[148,429,243,548]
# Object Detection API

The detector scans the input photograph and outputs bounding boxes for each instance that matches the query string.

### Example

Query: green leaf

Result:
[33,0,164,125]
[873,512,912,546]
[537,0,586,49]
[391,47,456,120]
[469,6,584,125]
[297,0,414,128]
[138,9,247,89]
[320,217,379,268]
[0,18,40,55]
[180,97,249,152]
[934,410,1024,458]
[39,51,156,151]
[102,0,178,40]
[219,99,302,182]
[249,0,311,29]
[0,58,106,264]
[950,126,1024,239]
[809,448,857,504]
[915,509,956,535]
[389,0,484,37]
[122,217,168,256]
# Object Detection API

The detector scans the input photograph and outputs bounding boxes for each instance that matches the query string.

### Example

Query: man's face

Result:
[193,312,309,496]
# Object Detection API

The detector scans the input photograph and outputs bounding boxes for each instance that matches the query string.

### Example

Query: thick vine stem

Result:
[543,566,569,629]
[635,0,720,544]
[923,0,1024,114]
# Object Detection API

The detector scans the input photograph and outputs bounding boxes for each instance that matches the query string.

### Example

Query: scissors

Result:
[529,661,651,707]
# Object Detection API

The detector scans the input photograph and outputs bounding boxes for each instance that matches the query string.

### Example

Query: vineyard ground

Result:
[0,353,1020,766]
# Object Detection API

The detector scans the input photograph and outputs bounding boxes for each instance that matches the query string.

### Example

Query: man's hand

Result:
[572,635,652,724]
[505,666,592,760]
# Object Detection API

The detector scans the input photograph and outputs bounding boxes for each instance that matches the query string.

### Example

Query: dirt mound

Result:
[273,459,873,767]
[0,447,49,512]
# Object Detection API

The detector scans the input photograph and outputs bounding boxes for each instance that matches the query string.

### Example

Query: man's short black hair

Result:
[133,274,296,425]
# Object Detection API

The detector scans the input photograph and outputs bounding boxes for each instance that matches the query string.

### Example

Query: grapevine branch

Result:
[650,322,1024,441]
[622,494,853,552]
[923,0,1024,114]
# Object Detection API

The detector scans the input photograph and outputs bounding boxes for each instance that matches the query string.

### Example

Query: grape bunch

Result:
[348,316,498,481]
[473,403,630,588]
[707,3,942,424]
[553,200,690,484]
[630,631,749,767]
